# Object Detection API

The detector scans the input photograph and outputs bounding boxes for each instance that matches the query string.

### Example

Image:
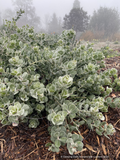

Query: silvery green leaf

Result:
[33,82,41,89]
[110,68,117,75]
[27,65,36,72]
[72,134,83,142]
[113,98,120,108]
[30,89,38,99]
[38,96,48,103]
[94,120,101,127]
[96,113,105,120]
[33,46,40,53]
[61,89,69,98]
[19,85,25,92]
[0,83,6,92]
[1,118,11,126]
[72,134,80,142]
[45,142,52,147]
[51,112,65,125]
[59,130,67,138]
[103,133,110,139]
[2,97,10,106]
[100,105,108,112]
[19,41,23,47]
[9,56,19,64]
[8,83,19,95]
[90,106,98,112]
[21,72,28,80]
[67,144,77,155]
[29,119,39,128]
[0,67,4,73]
[62,111,68,117]
[22,80,29,85]
[48,144,59,153]
[86,63,95,72]
[20,117,28,123]
[57,39,64,46]
[96,128,103,136]
[67,60,77,70]
[59,137,67,143]
[58,75,73,88]
[9,102,22,116]
[105,124,116,135]
[66,138,74,144]
[36,104,45,112]
[9,56,24,66]
[37,88,45,95]
[47,84,56,94]
[8,116,18,123]
[30,74,40,81]
[106,87,112,95]
[11,67,22,76]
[55,140,61,148]
[62,101,78,114]
[33,82,45,89]
[47,112,56,121]
[0,111,4,120]
[104,123,107,129]
[69,113,76,119]
[22,104,30,116]
[20,92,29,101]
[75,141,83,151]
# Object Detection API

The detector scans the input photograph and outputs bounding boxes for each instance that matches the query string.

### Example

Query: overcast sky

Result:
[0,0,120,20]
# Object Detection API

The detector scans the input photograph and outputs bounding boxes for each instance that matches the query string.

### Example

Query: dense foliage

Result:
[0,19,119,155]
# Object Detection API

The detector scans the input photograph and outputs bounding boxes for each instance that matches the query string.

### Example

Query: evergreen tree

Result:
[48,13,63,34]
[73,0,80,9]
[44,14,51,32]
[63,0,89,33]
[89,7,120,37]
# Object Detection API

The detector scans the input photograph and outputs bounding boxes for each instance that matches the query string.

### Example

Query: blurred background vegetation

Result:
[0,0,120,41]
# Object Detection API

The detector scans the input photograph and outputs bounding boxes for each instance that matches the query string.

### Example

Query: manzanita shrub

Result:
[0,19,119,155]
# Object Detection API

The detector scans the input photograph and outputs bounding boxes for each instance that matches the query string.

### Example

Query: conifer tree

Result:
[48,13,63,34]
[63,0,89,33]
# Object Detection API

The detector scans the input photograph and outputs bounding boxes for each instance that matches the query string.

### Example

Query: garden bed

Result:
[0,56,120,160]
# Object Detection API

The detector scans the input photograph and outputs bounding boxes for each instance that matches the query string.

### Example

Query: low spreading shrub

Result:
[0,18,119,155]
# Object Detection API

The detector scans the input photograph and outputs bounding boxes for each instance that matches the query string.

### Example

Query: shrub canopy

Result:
[0,19,119,155]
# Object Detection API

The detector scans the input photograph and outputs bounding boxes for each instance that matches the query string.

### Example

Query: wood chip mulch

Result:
[0,56,120,160]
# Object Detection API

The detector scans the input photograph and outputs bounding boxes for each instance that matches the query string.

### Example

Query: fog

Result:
[0,0,120,39]
[0,0,120,18]
[34,0,120,18]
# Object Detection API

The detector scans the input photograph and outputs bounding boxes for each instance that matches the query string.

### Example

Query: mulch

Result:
[0,56,120,160]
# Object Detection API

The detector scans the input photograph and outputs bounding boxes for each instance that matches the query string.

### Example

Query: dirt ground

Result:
[92,41,120,51]
[0,45,120,160]
[81,40,120,51]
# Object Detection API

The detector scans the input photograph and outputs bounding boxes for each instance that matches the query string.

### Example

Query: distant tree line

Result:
[0,0,120,38]
[89,7,120,37]
[63,0,120,39]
